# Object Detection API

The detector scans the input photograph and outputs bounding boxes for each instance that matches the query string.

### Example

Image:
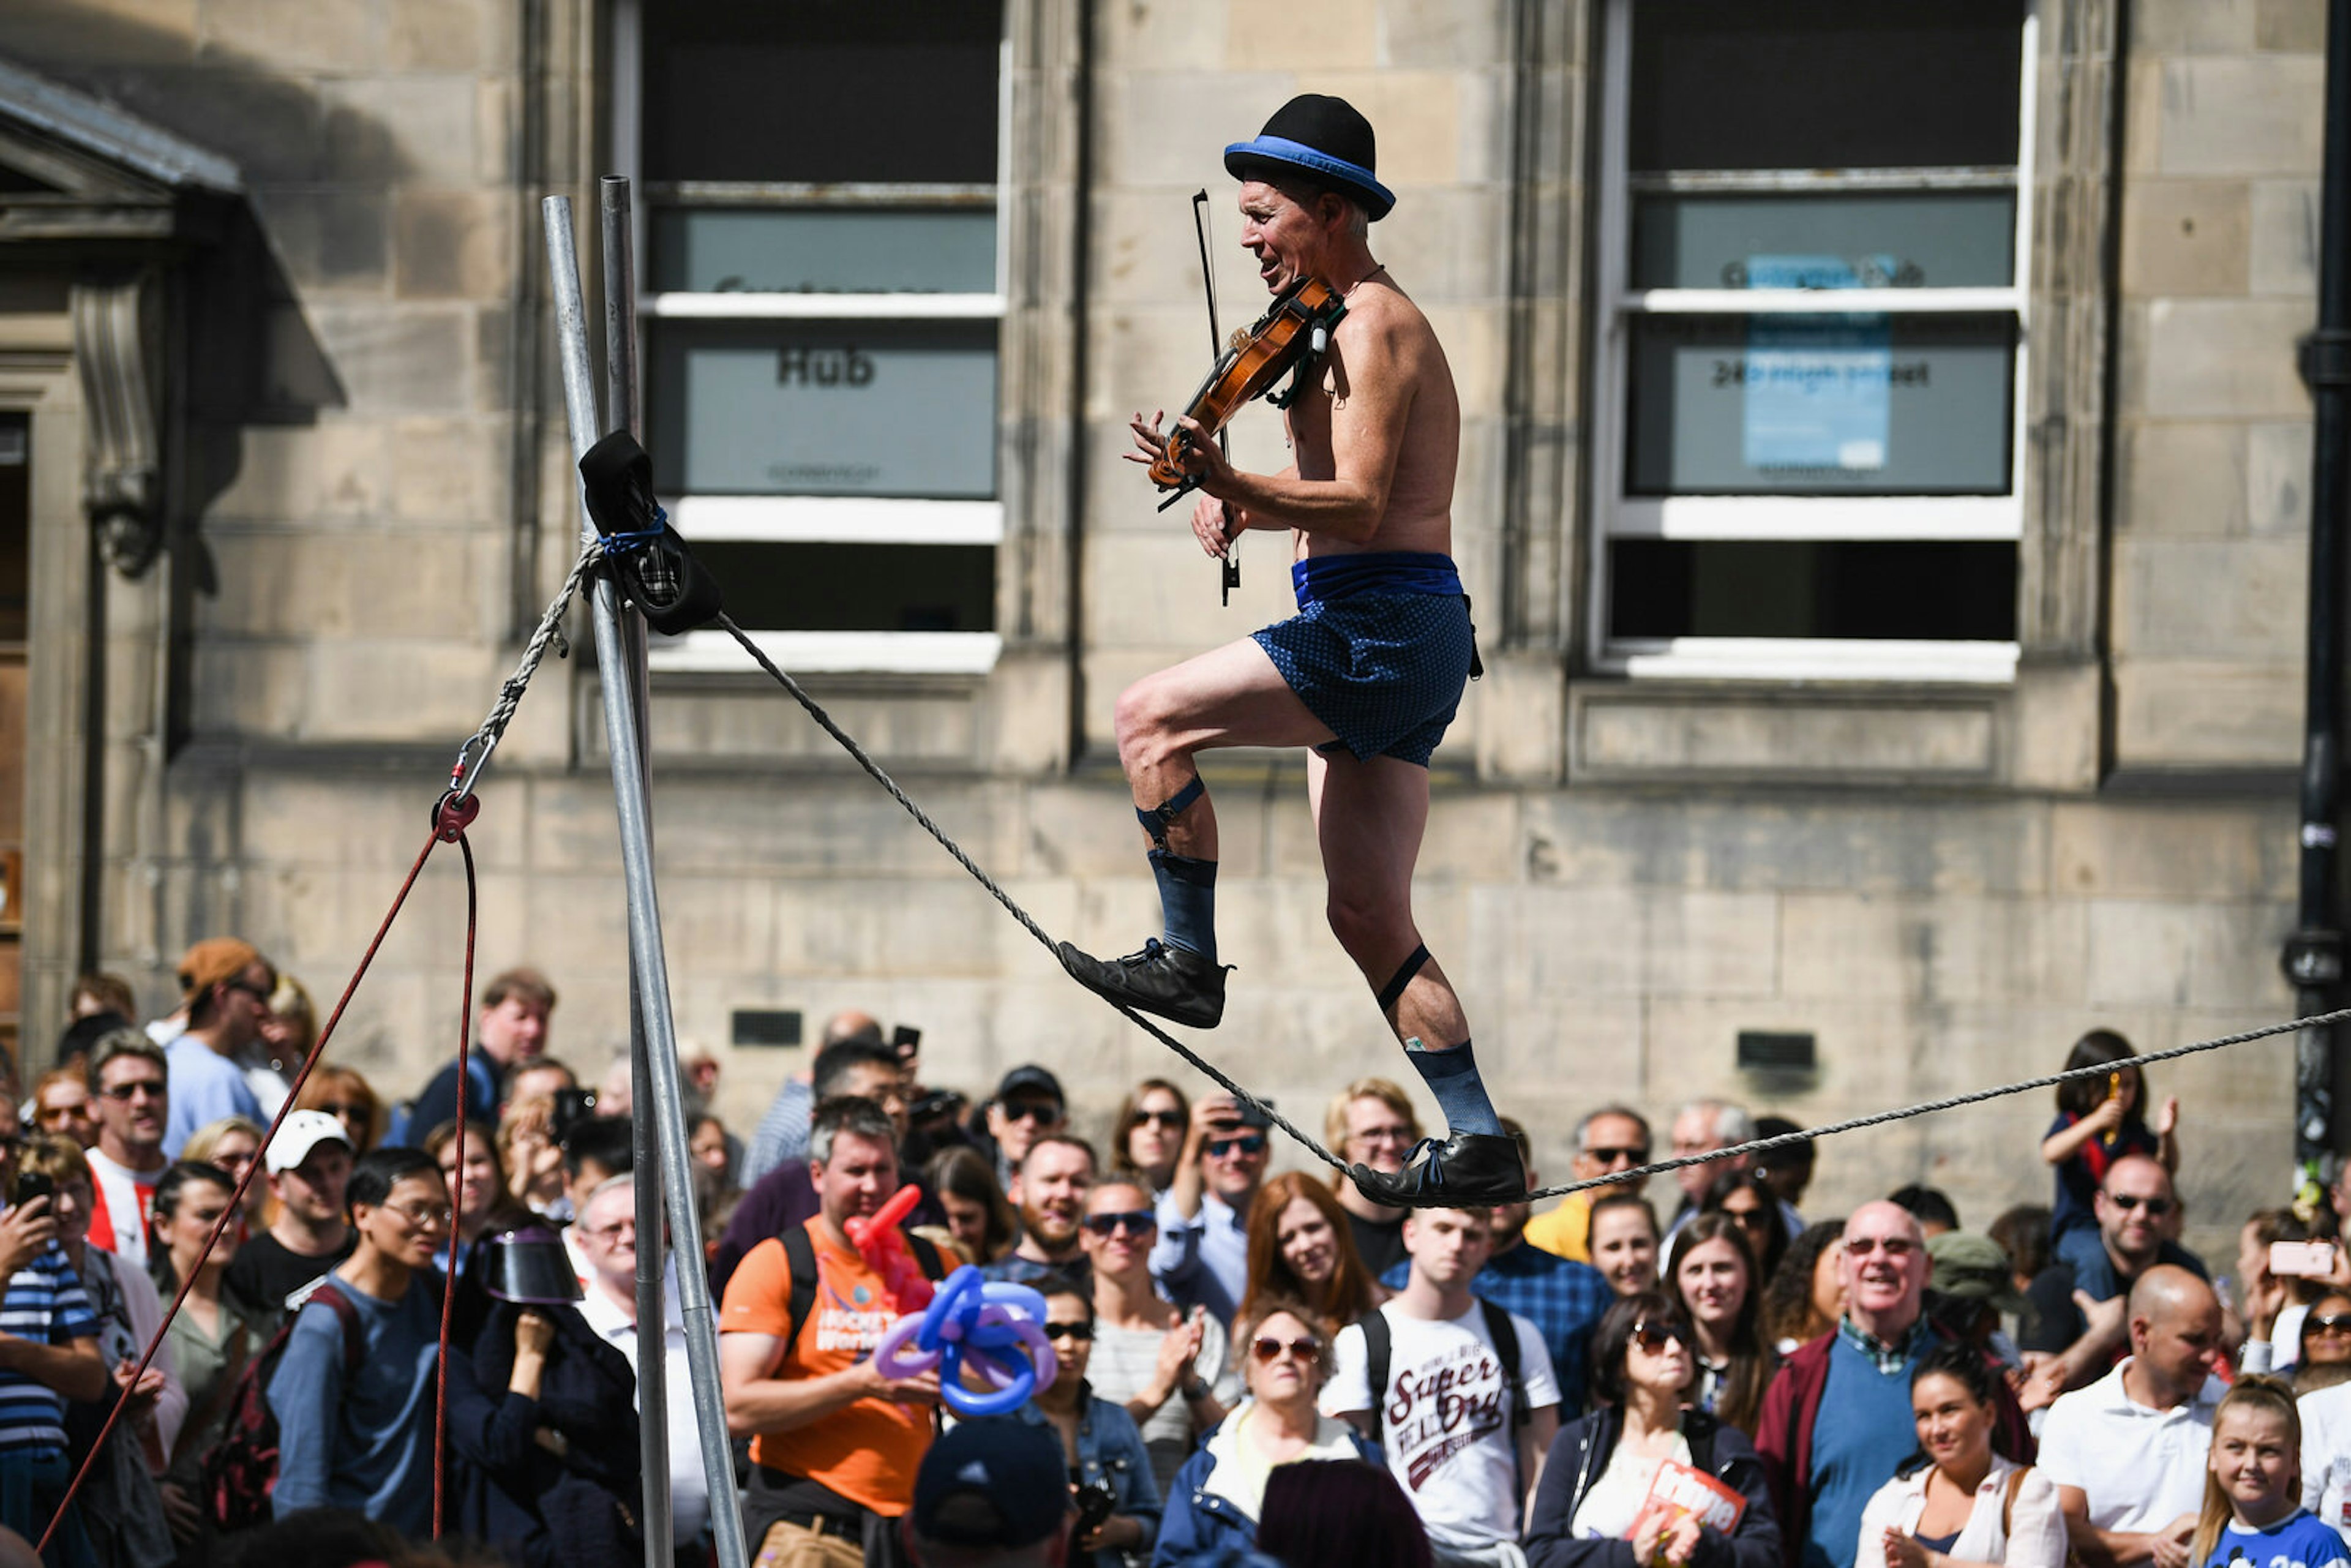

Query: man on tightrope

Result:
[1056,94,1522,1209]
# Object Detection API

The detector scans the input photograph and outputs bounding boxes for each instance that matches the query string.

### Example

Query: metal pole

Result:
[2288,0,2351,1195]
[599,175,675,1568]
[544,193,752,1568]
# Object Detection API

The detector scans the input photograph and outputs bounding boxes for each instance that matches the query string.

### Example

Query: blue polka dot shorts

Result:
[1253,590,1474,767]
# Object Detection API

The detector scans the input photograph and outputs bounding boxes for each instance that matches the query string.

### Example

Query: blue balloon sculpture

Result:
[870,1264,1060,1417]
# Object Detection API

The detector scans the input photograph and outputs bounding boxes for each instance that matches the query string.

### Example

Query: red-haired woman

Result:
[1240,1171,1381,1328]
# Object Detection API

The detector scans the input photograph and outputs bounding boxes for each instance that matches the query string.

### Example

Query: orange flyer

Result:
[1626,1458,1748,1547]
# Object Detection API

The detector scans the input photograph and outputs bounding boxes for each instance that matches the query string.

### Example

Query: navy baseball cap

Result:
[1224,94,1395,221]
[910,1418,1069,1548]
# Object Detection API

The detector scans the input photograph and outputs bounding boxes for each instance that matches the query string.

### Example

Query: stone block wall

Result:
[2112,0,2322,768]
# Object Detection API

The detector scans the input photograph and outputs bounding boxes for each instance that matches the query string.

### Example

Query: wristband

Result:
[1182,1376,1211,1403]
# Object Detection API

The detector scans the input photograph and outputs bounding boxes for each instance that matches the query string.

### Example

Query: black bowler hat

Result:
[1224,94,1395,221]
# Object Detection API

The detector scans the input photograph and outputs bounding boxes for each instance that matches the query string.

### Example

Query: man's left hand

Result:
[1079,1515,1142,1554]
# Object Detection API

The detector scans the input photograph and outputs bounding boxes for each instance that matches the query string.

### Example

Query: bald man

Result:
[1757,1202,2030,1568]
[2036,1266,2225,1568]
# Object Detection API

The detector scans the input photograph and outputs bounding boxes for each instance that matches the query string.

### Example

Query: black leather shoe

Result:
[1349,1132,1529,1209]
[1056,938,1229,1029]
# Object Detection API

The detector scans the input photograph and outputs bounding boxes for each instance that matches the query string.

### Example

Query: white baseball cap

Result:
[265,1109,354,1175]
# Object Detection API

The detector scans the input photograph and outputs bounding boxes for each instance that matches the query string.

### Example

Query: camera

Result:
[1071,1482,1118,1538]
[550,1087,598,1145]
[13,1171,53,1212]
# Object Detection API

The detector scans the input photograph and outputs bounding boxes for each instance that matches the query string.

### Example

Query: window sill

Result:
[1602,638,2019,685]
[647,629,1003,677]
[669,495,1003,546]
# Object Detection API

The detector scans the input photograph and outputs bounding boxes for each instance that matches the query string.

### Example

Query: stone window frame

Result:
[607,0,1015,681]
[1582,0,2042,686]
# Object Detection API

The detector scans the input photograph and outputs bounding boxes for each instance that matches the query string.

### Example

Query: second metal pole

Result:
[545,192,751,1568]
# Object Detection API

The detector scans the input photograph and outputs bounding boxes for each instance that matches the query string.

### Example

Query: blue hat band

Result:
[1224,134,1396,218]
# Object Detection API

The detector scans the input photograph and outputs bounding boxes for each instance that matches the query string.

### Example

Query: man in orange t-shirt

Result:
[721,1095,941,1567]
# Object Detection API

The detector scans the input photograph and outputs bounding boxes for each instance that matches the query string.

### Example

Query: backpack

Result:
[778,1224,948,1348]
[200,1281,364,1532]
[1358,1299,1531,1438]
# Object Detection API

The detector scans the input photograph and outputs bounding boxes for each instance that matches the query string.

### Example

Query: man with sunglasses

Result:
[2019,1155,2208,1387]
[1327,1078,1421,1278]
[981,1066,1068,1188]
[1152,1092,1271,1327]
[1523,1105,1652,1264]
[160,938,271,1158]
[83,1032,171,1269]
[1327,1205,1561,1566]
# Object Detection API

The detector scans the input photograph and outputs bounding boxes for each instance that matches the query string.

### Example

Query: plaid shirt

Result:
[1381,1240,1611,1411]
[1835,1312,1932,1376]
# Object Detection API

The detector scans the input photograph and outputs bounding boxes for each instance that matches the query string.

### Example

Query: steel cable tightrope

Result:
[713,613,2351,1204]
[37,794,485,1552]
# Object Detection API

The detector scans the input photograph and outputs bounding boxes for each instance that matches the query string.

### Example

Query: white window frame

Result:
[613,2,1011,677]
[1585,0,2038,686]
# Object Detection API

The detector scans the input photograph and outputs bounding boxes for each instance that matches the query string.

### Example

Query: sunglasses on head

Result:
[1043,1320,1095,1342]
[1082,1210,1156,1238]
[2107,1193,2173,1216]
[1630,1319,1693,1355]
[1251,1335,1319,1364]
[1000,1100,1060,1125]
[1205,1134,1266,1160]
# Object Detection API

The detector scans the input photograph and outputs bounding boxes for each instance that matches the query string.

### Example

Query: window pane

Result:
[651,209,997,294]
[1609,540,2015,640]
[1629,1,2023,172]
[1630,192,2015,290]
[644,0,1002,184]
[651,321,997,500]
[1626,314,2014,496]
[680,542,994,634]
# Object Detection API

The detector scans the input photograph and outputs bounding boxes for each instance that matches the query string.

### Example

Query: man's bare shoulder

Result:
[1333,278,1438,349]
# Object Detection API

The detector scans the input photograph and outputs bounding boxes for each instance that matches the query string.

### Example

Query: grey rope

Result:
[715,612,2341,1202]
[448,541,604,801]
[714,612,1351,1173]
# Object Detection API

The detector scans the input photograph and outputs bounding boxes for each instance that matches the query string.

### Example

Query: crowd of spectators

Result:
[6,948,2351,1568]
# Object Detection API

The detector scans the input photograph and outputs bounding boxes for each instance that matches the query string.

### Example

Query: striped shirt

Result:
[0,1242,99,1453]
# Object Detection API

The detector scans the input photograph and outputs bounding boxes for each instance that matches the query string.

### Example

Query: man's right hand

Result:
[851,1358,940,1406]
[0,1198,56,1277]
[1190,495,1243,558]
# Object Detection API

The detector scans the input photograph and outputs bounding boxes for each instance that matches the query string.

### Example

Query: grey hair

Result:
[808,1095,897,1166]
[1575,1104,1652,1149]
[1677,1098,1755,1147]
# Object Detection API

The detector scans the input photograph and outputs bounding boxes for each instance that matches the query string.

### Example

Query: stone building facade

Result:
[0,0,2326,1253]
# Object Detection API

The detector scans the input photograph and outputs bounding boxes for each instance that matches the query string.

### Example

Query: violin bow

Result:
[1190,189,1240,606]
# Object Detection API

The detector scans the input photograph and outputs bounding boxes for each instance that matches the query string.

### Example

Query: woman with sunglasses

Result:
[1855,1341,2065,1568]
[1526,1292,1780,1568]
[181,1114,268,1229]
[1019,1273,1162,1567]
[1114,1079,1192,1198]
[1242,1171,1382,1329]
[1700,1168,1790,1287]
[1668,1215,1775,1437]
[1085,1178,1234,1498]
[1153,1295,1379,1566]
[2298,1290,2351,1391]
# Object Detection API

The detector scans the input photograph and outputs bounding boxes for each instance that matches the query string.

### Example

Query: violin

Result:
[1147,274,1349,503]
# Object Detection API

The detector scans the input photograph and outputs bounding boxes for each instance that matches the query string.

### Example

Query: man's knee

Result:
[1114,678,1178,767]
[1327,883,1409,959]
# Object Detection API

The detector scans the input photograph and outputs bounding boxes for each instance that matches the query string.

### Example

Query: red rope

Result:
[37,794,481,1553]
[432,831,476,1539]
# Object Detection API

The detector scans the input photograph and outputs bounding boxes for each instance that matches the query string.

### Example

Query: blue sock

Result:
[1406,1038,1502,1137]
[1149,850,1218,962]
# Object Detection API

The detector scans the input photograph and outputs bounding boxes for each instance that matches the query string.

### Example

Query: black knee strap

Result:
[1135,776,1205,847]
[1376,943,1432,1014]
